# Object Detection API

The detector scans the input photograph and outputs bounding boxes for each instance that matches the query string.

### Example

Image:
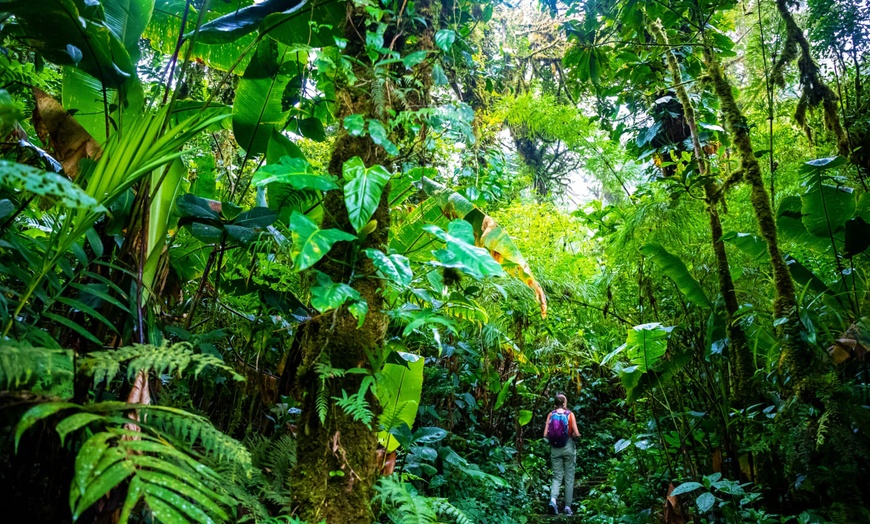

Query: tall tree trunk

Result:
[649,20,755,401]
[288,2,434,521]
[700,44,815,390]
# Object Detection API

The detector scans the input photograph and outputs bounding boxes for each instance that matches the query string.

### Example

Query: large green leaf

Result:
[3,0,134,87]
[145,0,256,73]
[233,39,304,155]
[376,350,424,452]
[309,271,360,312]
[364,249,413,287]
[252,156,338,191]
[722,231,769,261]
[776,196,830,252]
[601,323,673,400]
[288,211,355,270]
[262,0,346,48]
[342,157,392,233]
[195,0,308,43]
[784,255,830,295]
[263,131,321,221]
[104,0,155,58]
[144,159,186,294]
[801,181,856,238]
[424,220,505,280]
[639,243,710,308]
[417,176,547,317]
[61,68,113,143]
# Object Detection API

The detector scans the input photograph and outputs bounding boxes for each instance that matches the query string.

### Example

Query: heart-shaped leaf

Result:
[365,249,413,286]
[288,211,355,270]
[435,29,456,52]
[253,156,338,191]
[343,157,392,233]
[310,271,360,312]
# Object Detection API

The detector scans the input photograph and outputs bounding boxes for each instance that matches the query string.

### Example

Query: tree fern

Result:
[79,341,244,386]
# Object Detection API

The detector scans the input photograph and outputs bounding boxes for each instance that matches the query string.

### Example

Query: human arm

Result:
[543,412,552,438]
[568,412,580,438]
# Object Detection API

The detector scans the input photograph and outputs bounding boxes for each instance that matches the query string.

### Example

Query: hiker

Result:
[543,393,580,516]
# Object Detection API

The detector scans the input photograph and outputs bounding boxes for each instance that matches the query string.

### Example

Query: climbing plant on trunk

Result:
[287,0,436,521]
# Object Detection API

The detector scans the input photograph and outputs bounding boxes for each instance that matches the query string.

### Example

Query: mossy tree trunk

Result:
[700,43,816,391]
[287,2,433,522]
[648,20,755,402]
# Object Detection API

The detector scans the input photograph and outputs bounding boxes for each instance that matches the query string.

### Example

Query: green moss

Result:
[772,0,850,156]
[650,19,756,400]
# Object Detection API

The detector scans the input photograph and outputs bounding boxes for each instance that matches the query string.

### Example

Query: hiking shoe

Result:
[563,506,573,516]
[549,501,559,515]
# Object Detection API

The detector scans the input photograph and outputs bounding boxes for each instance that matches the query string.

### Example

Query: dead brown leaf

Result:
[32,87,102,178]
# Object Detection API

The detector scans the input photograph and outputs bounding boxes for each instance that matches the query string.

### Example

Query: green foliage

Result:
[375,475,472,524]
[342,157,392,233]
[2,0,870,521]
[377,351,424,451]
[79,342,244,386]
[639,243,710,308]
[16,402,242,523]
[233,38,306,156]
[424,220,506,280]
[601,323,676,401]
[2,0,136,87]
[288,212,356,270]
[0,343,72,396]
[0,161,103,210]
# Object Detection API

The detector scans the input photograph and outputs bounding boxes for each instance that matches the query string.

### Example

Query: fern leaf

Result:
[316,382,329,424]
[334,390,374,426]
[79,342,244,386]
[0,342,73,394]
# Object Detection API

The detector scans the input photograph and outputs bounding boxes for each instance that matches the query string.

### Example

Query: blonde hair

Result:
[555,393,567,408]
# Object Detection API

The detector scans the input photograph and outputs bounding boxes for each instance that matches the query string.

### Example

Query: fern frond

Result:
[316,381,329,424]
[16,402,238,523]
[0,342,72,394]
[79,341,244,385]
[144,406,254,475]
[442,300,488,324]
[375,475,439,523]
[432,498,473,524]
[334,389,374,426]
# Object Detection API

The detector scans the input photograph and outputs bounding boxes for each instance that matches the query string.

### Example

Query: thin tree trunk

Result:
[701,43,814,389]
[649,20,755,401]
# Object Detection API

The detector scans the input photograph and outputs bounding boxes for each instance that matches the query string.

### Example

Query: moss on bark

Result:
[287,1,435,521]
[772,0,849,156]
[700,43,820,392]
[649,20,756,401]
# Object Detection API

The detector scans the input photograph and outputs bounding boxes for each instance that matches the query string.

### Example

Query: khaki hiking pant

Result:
[549,439,576,507]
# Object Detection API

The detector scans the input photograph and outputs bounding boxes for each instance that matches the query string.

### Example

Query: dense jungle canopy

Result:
[1,0,869,522]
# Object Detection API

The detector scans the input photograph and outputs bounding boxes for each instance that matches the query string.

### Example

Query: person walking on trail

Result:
[544,393,580,516]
